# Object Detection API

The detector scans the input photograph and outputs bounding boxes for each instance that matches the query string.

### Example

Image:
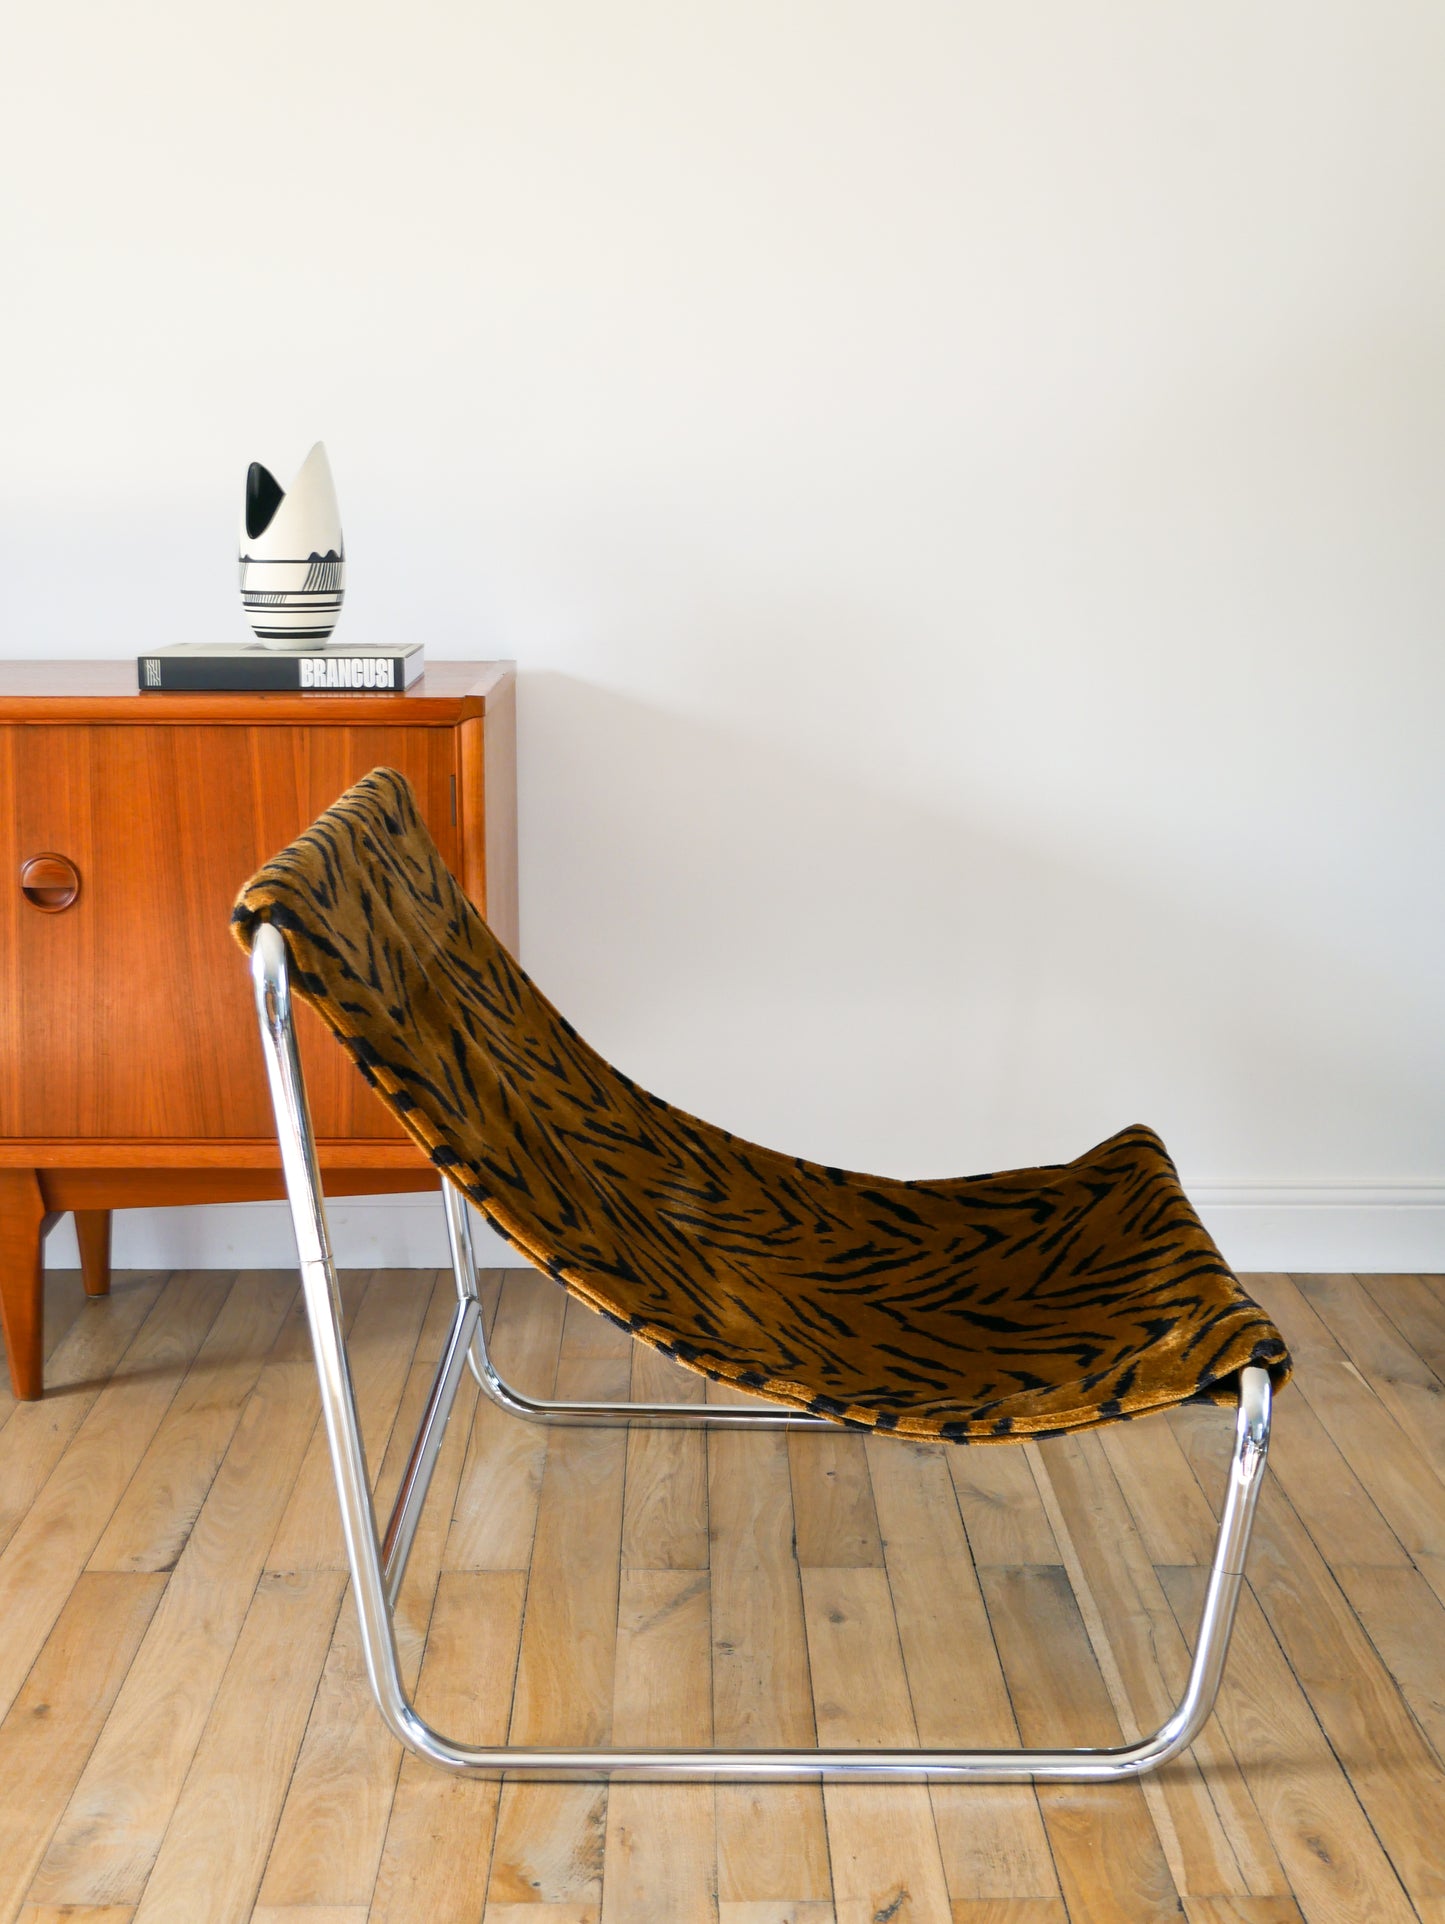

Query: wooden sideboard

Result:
[0,660,517,1398]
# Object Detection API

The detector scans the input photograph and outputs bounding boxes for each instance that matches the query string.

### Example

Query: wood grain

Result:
[0,662,516,1399]
[254,1600,407,1916]
[710,1417,832,1905]
[621,1344,708,1571]
[1098,1415,1219,1566]
[1332,1560,1445,1765]
[866,1435,1057,1906]
[485,1910,598,1924]
[18,1909,136,1924]
[0,1572,164,1924]
[260,1281,478,1911]
[718,1907,838,1924]
[90,1270,294,1573]
[1228,1370,1408,1570]
[0,1170,51,1399]
[802,1565,954,1924]
[981,1564,1179,1924]
[266,1270,431,1574]
[30,1348,323,1906]
[483,673,519,951]
[603,1570,716,1923]
[128,1569,345,1924]
[251,1910,370,1924]
[1360,1272,1445,1380]
[75,1209,112,1297]
[948,1906,1068,1924]
[463,675,519,954]
[1031,1431,1258,1899]
[15,1141,445,1171]
[370,1574,523,1924]
[486,1351,628,1914]
[7,1265,1444,1920]
[1160,1568,1418,1924]
[1295,1271,1445,1484]
[0,1271,225,1725]
[1246,1274,1445,1602]
[445,1269,567,1572]
[1171,1409,1445,1901]
[1096,1421,1290,1900]
[947,1445,1057,1567]
[789,1430,884,1568]
[1,721,462,1144]
[1179,1902,1307,1923]
[0,1269,86,1439]
[0,1273,165,1559]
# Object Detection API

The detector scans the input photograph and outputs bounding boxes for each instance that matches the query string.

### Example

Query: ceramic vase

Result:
[238,441,345,648]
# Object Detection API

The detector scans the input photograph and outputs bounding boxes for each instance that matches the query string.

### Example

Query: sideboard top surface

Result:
[0,658,513,724]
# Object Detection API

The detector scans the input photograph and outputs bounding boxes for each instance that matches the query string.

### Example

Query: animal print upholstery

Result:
[232,769,1290,1442]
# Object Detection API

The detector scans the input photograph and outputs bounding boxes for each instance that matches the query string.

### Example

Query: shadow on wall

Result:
[517,670,1426,1186]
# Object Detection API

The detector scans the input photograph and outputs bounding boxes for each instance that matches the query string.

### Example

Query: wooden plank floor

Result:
[1,1266,1442,1924]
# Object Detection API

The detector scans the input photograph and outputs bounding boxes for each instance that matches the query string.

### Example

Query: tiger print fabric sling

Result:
[232,768,1289,1443]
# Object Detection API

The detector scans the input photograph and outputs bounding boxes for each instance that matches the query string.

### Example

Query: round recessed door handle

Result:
[20,852,81,913]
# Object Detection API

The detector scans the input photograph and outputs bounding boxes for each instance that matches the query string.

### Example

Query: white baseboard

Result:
[41,1194,510,1272]
[1189,1183,1445,1274]
[40,1184,1445,1277]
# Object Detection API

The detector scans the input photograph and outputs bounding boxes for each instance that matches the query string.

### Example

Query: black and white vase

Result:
[239,442,345,648]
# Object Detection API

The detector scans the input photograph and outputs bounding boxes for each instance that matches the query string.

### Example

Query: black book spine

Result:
[137,654,415,692]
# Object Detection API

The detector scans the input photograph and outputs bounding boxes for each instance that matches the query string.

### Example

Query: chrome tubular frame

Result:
[252,922,1272,1782]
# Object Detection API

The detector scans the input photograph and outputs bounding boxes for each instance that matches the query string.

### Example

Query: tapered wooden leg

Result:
[0,1170,54,1400]
[75,1209,113,1297]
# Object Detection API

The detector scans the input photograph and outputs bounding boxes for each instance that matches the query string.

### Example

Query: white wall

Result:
[7,1,1444,1273]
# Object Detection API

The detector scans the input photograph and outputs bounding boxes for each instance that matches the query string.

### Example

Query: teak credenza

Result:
[0,660,517,1399]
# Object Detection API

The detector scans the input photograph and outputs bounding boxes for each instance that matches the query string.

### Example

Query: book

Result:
[138,642,424,693]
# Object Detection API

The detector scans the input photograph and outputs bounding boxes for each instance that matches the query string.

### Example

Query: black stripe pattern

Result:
[232,769,1290,1443]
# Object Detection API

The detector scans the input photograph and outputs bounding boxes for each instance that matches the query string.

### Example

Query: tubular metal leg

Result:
[379,1289,478,1605]
[252,922,1272,1782]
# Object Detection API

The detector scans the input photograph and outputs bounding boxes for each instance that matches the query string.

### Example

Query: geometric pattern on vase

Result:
[238,441,345,649]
